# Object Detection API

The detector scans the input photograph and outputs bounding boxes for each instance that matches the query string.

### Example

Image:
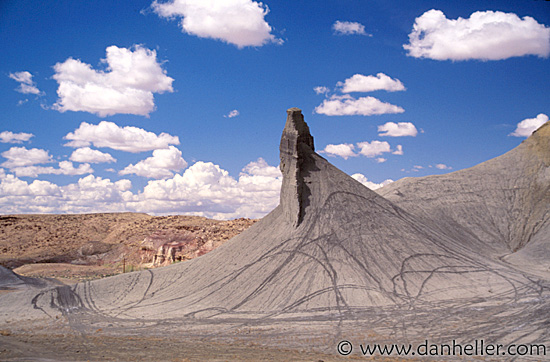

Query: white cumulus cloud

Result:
[404,9,550,61]
[52,45,174,117]
[321,141,403,159]
[338,73,405,93]
[152,0,280,48]
[8,71,42,95]
[378,122,418,137]
[139,158,282,218]
[0,173,133,214]
[240,157,280,178]
[1,147,95,178]
[0,174,60,197]
[1,147,52,168]
[11,162,94,178]
[60,175,134,212]
[320,144,357,160]
[58,161,94,176]
[237,158,281,199]
[120,146,188,179]
[332,21,369,36]
[0,131,34,144]
[315,94,404,116]
[351,173,393,190]
[64,121,180,153]
[70,147,116,164]
[357,140,392,158]
[510,113,548,137]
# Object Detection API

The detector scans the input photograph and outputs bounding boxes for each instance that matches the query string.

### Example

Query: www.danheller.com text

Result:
[337,339,547,357]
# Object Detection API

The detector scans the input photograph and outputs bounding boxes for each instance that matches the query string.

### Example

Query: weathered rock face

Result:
[279,108,315,227]
[141,230,198,266]
[138,218,258,267]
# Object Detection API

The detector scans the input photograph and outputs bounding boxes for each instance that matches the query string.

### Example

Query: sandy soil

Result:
[0,321,430,362]
[0,333,364,362]
[13,263,120,283]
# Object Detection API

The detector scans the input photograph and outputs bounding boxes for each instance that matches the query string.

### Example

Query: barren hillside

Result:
[0,213,255,280]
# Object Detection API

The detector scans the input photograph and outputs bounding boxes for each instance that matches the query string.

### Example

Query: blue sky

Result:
[1,0,549,218]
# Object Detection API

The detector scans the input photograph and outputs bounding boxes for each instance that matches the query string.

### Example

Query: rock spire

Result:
[279,108,314,227]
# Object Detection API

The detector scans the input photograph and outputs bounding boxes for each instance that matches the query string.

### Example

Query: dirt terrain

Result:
[0,213,255,281]
[0,329,424,362]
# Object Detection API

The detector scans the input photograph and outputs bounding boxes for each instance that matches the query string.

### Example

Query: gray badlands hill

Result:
[1,108,549,360]
[377,122,550,274]
[0,265,56,291]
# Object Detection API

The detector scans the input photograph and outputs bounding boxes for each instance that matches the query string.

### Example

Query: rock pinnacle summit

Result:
[279,108,315,228]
